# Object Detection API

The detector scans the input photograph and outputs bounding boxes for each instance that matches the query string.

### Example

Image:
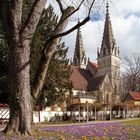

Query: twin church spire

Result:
[98,2,119,58]
[73,2,119,68]
[73,21,87,68]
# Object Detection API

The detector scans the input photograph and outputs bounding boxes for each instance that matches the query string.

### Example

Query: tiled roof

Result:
[70,66,93,90]
[129,92,140,101]
[89,61,98,71]
[88,75,105,91]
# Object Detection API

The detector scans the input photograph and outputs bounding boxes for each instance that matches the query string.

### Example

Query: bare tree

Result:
[122,53,140,94]
[0,0,96,135]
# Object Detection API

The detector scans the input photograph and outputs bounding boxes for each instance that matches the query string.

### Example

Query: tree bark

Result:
[4,40,32,135]
[0,0,47,135]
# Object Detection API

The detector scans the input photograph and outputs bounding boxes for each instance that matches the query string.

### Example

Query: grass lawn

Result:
[0,119,140,139]
[122,118,140,126]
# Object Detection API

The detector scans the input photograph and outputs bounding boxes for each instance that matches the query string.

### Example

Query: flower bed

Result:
[0,121,140,139]
[40,122,140,139]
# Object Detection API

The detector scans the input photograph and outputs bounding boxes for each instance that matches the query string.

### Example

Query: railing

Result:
[0,104,9,124]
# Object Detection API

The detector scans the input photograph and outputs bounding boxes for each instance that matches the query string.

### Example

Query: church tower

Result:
[73,24,87,69]
[97,2,120,97]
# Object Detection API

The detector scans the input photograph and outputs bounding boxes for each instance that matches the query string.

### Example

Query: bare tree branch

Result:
[48,16,90,42]
[56,0,64,13]
[54,0,84,33]
[123,53,140,92]
[88,0,95,16]
[61,0,84,21]
[49,0,95,42]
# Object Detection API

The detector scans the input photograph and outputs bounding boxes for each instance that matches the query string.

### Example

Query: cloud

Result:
[62,0,140,62]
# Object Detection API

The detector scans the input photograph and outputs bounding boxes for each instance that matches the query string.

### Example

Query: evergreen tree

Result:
[31,5,72,108]
[38,43,72,108]
[30,5,58,85]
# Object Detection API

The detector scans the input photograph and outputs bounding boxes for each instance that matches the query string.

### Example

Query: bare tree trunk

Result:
[4,41,32,135]
[0,0,47,135]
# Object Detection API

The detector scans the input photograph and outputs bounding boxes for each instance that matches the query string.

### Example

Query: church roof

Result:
[102,2,115,50]
[89,61,98,72]
[73,24,86,67]
[70,66,93,90]
[70,66,106,91]
[98,2,119,58]
[75,27,85,60]
[88,75,105,91]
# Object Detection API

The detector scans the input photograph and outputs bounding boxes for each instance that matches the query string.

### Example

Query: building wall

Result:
[97,56,111,78]
[80,98,96,104]
[99,74,113,104]
[97,55,120,96]
[134,101,140,106]
[124,100,140,107]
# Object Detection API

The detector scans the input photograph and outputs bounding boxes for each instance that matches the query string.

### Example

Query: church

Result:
[69,3,121,116]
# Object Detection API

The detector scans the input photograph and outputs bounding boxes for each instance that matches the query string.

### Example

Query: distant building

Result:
[124,92,140,106]
[97,3,120,98]
[123,92,140,117]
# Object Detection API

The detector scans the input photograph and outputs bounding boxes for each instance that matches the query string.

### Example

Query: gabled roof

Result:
[89,61,98,72]
[88,75,105,91]
[129,92,140,101]
[70,66,93,90]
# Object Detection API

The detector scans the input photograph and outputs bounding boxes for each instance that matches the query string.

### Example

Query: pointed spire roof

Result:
[73,22,87,68]
[75,26,85,60]
[100,2,117,56]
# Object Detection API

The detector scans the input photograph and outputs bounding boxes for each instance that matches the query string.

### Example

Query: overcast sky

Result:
[59,0,140,62]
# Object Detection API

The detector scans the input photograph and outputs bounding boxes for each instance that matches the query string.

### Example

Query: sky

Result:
[57,0,140,62]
